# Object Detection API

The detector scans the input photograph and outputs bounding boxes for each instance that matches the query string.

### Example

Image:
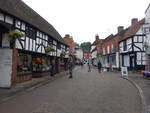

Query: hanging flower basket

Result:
[6,30,24,48]
[60,51,66,58]
[45,45,55,54]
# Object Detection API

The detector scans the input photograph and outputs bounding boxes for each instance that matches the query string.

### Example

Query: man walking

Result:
[50,60,55,77]
[87,60,91,72]
[97,61,102,73]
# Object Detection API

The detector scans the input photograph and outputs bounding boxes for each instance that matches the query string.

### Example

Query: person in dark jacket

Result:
[97,61,102,73]
[50,60,55,77]
[68,57,74,78]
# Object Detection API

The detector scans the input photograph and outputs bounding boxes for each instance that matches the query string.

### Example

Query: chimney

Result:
[117,26,124,33]
[95,35,99,40]
[65,34,70,38]
[131,18,138,26]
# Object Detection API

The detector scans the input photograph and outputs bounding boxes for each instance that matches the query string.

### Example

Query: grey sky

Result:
[23,0,149,44]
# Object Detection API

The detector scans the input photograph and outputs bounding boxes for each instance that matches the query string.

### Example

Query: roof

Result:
[0,0,67,45]
[145,3,150,14]
[102,34,114,42]
[119,18,145,41]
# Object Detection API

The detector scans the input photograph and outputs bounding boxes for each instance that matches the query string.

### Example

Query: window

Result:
[111,44,115,53]
[48,37,53,44]
[5,16,13,24]
[15,20,21,28]
[0,13,4,21]
[17,53,32,75]
[21,23,26,31]
[103,48,105,55]
[25,26,36,40]
[107,46,110,54]
[57,43,61,49]
[123,41,127,51]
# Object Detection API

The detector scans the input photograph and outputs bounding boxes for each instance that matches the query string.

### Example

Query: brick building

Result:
[63,34,75,54]
[91,35,103,66]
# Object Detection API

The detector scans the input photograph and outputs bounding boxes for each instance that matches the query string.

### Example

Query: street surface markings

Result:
[31,102,54,113]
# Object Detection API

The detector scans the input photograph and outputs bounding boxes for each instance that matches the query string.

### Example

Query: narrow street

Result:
[0,66,141,113]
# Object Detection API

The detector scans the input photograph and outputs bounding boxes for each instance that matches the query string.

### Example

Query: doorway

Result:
[130,56,135,70]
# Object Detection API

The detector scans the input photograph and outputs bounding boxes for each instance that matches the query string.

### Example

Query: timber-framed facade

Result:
[0,0,68,87]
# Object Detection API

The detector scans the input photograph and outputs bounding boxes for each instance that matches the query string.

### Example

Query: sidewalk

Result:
[0,71,67,103]
[127,72,150,113]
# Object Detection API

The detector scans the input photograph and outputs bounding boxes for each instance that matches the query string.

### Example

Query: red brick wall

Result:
[64,35,75,53]
[11,48,18,82]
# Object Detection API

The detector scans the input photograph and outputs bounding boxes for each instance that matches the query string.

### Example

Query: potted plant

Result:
[7,29,24,48]
[45,45,55,55]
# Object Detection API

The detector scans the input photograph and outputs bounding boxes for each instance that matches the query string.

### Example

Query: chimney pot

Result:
[95,35,99,40]
[131,18,138,26]
[118,26,124,33]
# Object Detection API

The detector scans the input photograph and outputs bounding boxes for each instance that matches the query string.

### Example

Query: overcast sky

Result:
[22,0,149,44]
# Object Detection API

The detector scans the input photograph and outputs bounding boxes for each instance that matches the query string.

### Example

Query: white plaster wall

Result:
[145,5,150,47]
[91,50,97,59]
[136,26,144,35]
[145,5,150,23]
[116,52,119,68]
[91,45,96,51]
[75,49,83,60]
[124,55,129,67]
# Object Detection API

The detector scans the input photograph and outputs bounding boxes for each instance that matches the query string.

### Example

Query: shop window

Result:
[17,53,32,75]
[32,57,50,72]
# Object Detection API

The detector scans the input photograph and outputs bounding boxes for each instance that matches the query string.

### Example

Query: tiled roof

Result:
[119,18,145,41]
[0,0,67,45]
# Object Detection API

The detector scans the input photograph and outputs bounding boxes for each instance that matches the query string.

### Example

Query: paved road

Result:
[0,66,141,113]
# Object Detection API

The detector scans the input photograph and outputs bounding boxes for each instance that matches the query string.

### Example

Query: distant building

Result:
[63,34,75,54]
[74,43,83,60]
[91,35,102,66]
[83,51,91,60]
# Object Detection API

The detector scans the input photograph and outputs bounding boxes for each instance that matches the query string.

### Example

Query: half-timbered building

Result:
[119,18,146,70]
[0,0,68,87]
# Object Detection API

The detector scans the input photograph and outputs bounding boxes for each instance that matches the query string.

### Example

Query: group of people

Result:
[49,57,74,79]
[49,58,113,79]
[87,61,102,73]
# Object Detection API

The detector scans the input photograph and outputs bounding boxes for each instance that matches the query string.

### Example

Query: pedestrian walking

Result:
[68,57,74,78]
[87,60,91,72]
[50,60,55,77]
[97,61,102,73]
[109,62,112,72]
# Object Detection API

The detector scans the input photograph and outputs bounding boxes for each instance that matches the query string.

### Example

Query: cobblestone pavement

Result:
[0,66,141,113]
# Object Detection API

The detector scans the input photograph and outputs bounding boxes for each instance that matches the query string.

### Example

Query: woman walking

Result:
[68,57,74,78]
